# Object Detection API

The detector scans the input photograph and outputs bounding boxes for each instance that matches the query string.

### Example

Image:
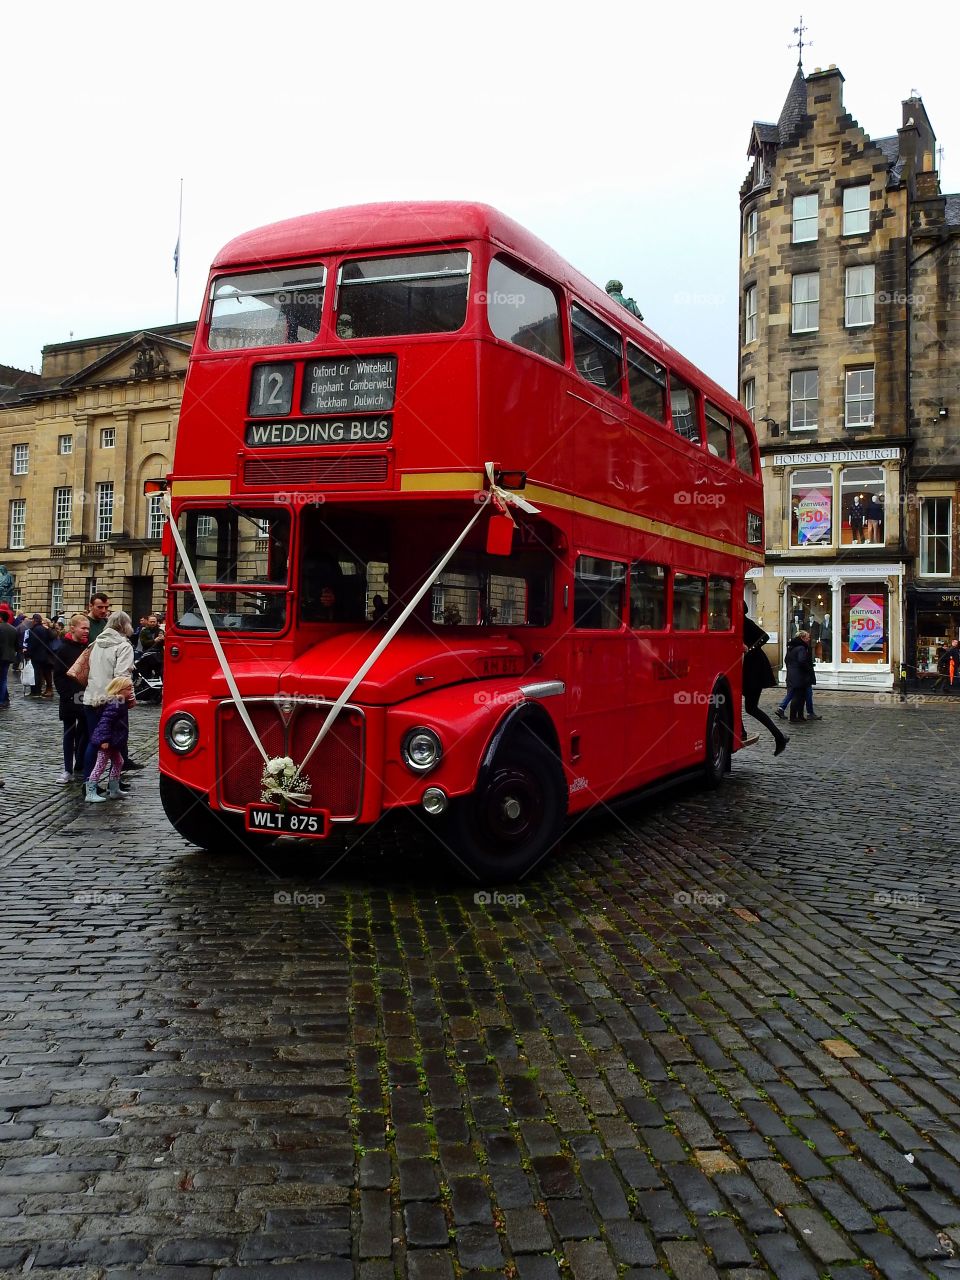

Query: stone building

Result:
[739,63,959,689]
[1,323,195,620]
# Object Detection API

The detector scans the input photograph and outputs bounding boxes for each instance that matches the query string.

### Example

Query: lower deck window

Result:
[629,562,667,630]
[574,557,626,629]
[673,573,705,630]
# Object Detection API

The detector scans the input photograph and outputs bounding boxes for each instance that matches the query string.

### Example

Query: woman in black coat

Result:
[743,615,789,755]
[784,632,815,722]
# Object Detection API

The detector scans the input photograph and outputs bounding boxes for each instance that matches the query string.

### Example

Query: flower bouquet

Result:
[260,756,311,810]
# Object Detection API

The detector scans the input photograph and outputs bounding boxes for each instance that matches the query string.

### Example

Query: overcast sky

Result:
[2,0,957,394]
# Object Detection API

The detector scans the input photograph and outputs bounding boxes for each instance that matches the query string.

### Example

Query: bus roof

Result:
[212,201,746,422]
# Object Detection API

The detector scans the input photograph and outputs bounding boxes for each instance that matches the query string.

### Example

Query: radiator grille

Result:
[243,455,389,486]
[217,700,364,819]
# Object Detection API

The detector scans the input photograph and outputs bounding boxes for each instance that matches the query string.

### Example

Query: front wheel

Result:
[443,730,567,881]
[159,773,273,855]
[703,691,732,788]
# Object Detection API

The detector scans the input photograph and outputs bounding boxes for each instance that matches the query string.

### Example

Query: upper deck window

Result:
[704,403,732,461]
[669,376,701,446]
[337,251,470,339]
[208,268,325,350]
[571,305,622,396]
[486,256,563,363]
[626,344,667,424]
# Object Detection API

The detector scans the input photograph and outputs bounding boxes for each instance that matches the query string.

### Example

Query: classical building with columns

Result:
[1,323,195,619]
[739,62,959,690]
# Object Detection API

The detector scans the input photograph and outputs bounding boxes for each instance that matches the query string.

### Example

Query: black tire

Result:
[444,728,567,881]
[159,773,272,855]
[703,688,732,788]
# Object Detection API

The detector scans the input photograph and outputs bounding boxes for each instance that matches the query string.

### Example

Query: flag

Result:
[173,235,180,279]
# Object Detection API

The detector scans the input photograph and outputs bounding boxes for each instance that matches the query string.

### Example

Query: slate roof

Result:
[777,67,809,145]
[946,195,960,226]
[753,123,779,145]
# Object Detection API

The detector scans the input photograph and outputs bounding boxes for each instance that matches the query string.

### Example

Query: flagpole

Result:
[174,178,183,322]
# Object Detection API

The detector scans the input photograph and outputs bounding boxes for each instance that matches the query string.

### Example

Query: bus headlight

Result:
[165,712,199,755]
[402,727,442,773]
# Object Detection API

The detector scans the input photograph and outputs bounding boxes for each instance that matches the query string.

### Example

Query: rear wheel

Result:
[159,773,273,854]
[703,689,732,788]
[444,729,566,881]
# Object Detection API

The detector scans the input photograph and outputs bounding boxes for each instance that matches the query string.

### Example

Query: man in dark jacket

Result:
[27,614,56,697]
[743,614,789,755]
[785,631,815,722]
[51,613,90,782]
[0,606,19,707]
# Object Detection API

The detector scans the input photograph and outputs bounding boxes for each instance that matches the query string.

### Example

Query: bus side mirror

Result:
[486,514,514,557]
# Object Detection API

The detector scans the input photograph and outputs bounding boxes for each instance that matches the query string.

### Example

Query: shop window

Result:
[629,562,666,630]
[672,573,705,631]
[841,583,888,665]
[920,497,952,576]
[790,468,833,548]
[574,556,625,630]
[840,466,884,546]
[916,612,958,675]
[788,584,833,663]
[708,577,733,631]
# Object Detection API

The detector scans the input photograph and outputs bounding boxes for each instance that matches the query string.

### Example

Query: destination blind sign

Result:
[246,417,392,446]
[301,355,396,414]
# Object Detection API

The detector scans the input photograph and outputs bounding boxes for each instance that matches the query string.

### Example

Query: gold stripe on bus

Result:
[400,471,485,493]
[171,479,233,497]
[394,471,763,564]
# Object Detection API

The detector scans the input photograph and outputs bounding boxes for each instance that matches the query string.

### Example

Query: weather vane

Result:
[789,16,811,69]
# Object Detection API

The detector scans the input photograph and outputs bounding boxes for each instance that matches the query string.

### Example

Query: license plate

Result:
[245,804,330,838]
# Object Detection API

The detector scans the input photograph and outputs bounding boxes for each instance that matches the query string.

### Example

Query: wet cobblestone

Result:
[2,690,960,1277]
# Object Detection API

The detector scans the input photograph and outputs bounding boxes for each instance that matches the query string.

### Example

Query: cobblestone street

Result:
[2,687,960,1280]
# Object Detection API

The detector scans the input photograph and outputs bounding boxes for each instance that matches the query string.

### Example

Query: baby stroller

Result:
[132,648,163,703]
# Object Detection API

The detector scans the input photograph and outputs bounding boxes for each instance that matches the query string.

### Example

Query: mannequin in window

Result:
[864,494,883,544]
[820,612,832,662]
[849,496,866,544]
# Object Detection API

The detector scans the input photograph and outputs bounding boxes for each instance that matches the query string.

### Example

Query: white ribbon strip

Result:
[161,492,271,766]
[484,462,541,521]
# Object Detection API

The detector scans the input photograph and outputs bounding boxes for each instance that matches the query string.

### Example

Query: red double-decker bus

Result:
[157,202,763,878]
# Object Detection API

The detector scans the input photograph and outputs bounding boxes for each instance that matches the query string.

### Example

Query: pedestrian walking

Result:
[81,611,136,782]
[86,593,111,644]
[784,630,815,722]
[84,677,134,803]
[742,613,789,756]
[932,645,951,694]
[0,605,19,707]
[51,612,91,783]
[26,614,56,697]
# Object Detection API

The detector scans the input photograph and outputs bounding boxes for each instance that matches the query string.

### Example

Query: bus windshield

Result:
[208,267,326,350]
[299,505,552,628]
[172,506,290,633]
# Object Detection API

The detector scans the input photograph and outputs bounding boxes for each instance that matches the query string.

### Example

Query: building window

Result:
[574,556,626,630]
[96,482,114,541]
[788,583,833,662]
[845,367,875,428]
[845,265,875,327]
[842,583,888,664]
[790,468,833,547]
[672,573,705,631]
[9,499,26,550]
[742,379,755,422]
[50,581,63,618]
[12,444,28,475]
[744,286,757,343]
[571,304,623,396]
[626,344,667,423]
[790,370,819,431]
[147,492,166,540]
[840,466,885,546]
[669,376,701,445]
[792,193,818,243]
[58,435,73,455]
[843,185,870,236]
[792,273,819,332]
[745,209,758,256]
[54,488,72,545]
[100,426,116,449]
[920,497,952,576]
